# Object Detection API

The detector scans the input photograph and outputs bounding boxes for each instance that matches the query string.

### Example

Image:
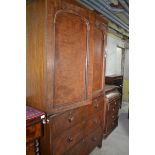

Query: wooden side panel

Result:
[53,11,89,107]
[92,14,107,98]
[26,0,46,110]
[93,27,104,92]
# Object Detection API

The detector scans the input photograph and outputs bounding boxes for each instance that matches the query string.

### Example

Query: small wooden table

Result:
[26,106,45,155]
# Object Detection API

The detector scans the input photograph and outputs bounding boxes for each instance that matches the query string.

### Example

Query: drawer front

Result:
[63,139,87,155]
[111,118,118,129]
[52,106,85,137]
[53,122,85,155]
[106,111,119,134]
[26,123,42,143]
[109,100,119,114]
[86,96,104,117]
[85,127,102,154]
[85,112,101,136]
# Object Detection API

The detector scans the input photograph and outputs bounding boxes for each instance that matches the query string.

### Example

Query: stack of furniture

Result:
[104,85,121,138]
[27,0,107,154]
[105,74,123,107]
[26,106,45,155]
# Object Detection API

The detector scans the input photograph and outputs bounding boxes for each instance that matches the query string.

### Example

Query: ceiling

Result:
[76,0,129,32]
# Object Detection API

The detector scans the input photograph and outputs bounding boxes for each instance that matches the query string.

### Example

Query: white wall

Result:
[124,49,129,80]
[106,33,129,102]
[106,33,125,75]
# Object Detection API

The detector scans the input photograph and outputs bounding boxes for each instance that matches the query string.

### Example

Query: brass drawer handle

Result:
[68,116,74,122]
[67,137,73,143]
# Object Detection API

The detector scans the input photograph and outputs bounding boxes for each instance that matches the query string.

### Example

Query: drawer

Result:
[108,118,118,133]
[85,127,102,154]
[111,119,118,129]
[63,138,87,155]
[108,100,119,114]
[53,122,85,155]
[26,123,42,143]
[85,112,101,136]
[86,96,104,117]
[106,114,118,135]
[111,113,119,121]
[52,106,85,137]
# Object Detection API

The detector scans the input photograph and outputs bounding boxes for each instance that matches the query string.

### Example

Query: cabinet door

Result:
[53,10,90,109]
[93,17,107,97]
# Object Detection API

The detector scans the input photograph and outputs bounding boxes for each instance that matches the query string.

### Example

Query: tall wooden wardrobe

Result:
[26,0,107,154]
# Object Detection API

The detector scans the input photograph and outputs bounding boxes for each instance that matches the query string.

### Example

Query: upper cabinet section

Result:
[26,0,108,114]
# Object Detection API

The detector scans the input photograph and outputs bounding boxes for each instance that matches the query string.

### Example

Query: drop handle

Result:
[68,116,74,122]
[67,137,73,143]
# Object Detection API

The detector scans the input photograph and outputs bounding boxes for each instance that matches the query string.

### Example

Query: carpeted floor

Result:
[90,102,129,155]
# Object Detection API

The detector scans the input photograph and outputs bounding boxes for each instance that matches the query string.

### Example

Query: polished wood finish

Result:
[93,14,107,98]
[27,0,94,114]
[105,75,123,106]
[26,123,42,143]
[26,0,46,112]
[27,0,108,154]
[52,106,85,137]
[26,107,45,155]
[104,85,121,138]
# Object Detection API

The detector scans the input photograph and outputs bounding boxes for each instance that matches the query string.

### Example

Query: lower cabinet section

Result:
[53,122,85,155]
[64,127,102,155]
[27,89,121,155]
[40,95,105,155]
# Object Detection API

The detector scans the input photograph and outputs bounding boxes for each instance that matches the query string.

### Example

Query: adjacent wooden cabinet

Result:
[105,74,123,107]
[27,0,107,154]
[104,85,121,138]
